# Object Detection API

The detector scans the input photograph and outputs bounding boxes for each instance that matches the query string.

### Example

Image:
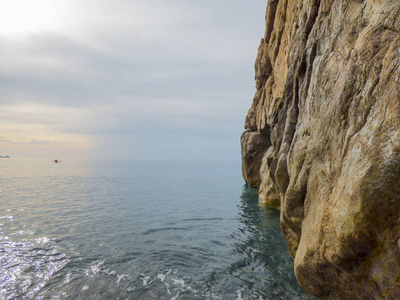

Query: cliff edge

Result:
[241,0,400,298]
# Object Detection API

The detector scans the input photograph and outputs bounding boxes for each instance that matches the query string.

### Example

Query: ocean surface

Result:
[0,159,314,299]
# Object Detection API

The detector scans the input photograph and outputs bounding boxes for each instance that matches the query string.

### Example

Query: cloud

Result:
[0,101,92,145]
[0,0,266,160]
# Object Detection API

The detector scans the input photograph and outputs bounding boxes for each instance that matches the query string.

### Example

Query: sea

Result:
[0,159,315,299]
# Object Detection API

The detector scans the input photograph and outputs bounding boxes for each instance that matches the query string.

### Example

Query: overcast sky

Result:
[0,0,266,161]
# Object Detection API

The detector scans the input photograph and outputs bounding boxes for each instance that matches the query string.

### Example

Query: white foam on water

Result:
[117,274,129,284]
[86,261,104,276]
[102,268,116,276]
[171,278,185,286]
[151,269,200,298]
[157,274,171,294]
[157,274,166,281]
[140,274,152,286]
[171,276,198,294]
[236,288,245,300]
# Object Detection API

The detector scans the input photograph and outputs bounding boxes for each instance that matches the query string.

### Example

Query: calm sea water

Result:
[0,159,314,299]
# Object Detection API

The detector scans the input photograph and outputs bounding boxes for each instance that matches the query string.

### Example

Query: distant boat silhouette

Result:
[54,159,61,163]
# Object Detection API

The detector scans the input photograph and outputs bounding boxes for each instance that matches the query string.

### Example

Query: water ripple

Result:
[0,236,70,299]
[143,227,189,234]
[0,159,315,299]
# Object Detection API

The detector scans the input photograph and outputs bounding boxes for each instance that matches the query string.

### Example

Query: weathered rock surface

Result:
[241,0,400,298]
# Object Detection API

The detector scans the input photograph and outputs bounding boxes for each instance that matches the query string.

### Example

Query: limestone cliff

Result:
[241,0,400,298]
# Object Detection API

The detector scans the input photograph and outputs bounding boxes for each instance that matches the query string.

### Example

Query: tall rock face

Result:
[241,0,400,298]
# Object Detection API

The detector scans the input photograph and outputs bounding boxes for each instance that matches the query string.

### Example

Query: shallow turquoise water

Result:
[0,159,314,299]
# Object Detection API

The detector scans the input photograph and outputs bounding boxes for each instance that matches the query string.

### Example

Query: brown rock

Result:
[241,0,400,298]
[241,131,271,187]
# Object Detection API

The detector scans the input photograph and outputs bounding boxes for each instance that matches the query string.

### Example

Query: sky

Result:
[0,0,267,161]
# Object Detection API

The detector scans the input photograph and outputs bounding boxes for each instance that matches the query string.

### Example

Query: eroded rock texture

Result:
[241,0,400,298]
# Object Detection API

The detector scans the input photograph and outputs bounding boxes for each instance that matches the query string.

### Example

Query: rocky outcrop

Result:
[241,0,400,298]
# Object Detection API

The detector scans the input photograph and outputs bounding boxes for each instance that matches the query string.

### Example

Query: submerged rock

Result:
[241,0,400,298]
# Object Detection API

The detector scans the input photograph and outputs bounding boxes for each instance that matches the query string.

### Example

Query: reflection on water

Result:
[0,233,70,299]
[227,186,313,299]
[0,159,314,299]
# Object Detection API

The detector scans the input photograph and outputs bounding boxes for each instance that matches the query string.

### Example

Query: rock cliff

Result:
[241,0,400,298]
